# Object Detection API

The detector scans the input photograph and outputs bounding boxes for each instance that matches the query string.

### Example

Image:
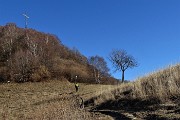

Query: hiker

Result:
[75,83,79,92]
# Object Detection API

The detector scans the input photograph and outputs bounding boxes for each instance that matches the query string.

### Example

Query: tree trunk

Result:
[122,70,125,83]
[97,71,100,83]
[94,68,97,82]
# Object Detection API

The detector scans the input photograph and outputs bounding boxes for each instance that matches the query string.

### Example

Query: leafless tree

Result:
[1,23,18,60]
[88,55,110,83]
[109,49,138,82]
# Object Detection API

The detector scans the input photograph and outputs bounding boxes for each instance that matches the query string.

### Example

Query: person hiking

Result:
[75,83,79,92]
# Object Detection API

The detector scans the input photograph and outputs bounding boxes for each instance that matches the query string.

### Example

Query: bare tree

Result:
[109,49,138,83]
[1,23,18,61]
[88,55,110,83]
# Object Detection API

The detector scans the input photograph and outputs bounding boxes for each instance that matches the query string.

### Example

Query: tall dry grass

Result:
[91,64,180,105]
[133,64,180,102]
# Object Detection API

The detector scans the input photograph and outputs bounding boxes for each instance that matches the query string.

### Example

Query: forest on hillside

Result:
[0,23,118,84]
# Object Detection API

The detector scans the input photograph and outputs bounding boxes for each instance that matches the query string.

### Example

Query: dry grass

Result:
[133,64,180,102]
[1,64,180,119]
[91,64,180,105]
[0,80,114,120]
[87,64,180,119]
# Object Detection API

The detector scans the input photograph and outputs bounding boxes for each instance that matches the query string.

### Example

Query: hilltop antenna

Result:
[22,13,29,28]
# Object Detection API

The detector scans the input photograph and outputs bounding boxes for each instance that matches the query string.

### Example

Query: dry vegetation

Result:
[1,63,179,120]
[88,64,180,119]
[0,23,118,84]
[1,55,179,120]
[0,80,115,120]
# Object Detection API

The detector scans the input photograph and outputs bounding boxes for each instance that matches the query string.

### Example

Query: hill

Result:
[0,23,118,84]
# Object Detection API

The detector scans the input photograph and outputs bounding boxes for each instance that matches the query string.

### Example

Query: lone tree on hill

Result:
[109,49,138,83]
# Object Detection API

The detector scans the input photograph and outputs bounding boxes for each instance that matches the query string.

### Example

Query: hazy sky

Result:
[1,0,180,80]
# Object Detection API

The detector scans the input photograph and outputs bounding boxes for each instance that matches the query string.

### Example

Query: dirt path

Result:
[92,110,138,120]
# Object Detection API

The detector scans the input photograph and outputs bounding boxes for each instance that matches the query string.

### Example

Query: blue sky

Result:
[1,0,180,80]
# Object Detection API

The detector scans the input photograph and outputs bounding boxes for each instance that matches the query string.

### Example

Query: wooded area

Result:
[0,23,118,84]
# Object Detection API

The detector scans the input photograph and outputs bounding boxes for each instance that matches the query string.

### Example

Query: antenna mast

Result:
[22,13,29,28]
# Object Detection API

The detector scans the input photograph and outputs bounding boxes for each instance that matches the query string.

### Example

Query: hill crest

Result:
[0,23,118,84]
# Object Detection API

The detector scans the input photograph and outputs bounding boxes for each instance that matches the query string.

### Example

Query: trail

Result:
[92,110,138,120]
[85,104,139,120]
[83,97,140,120]
[75,85,139,120]
[84,96,180,120]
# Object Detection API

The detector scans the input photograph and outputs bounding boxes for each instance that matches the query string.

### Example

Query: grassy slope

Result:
[1,64,179,120]
[0,80,114,120]
[88,64,180,120]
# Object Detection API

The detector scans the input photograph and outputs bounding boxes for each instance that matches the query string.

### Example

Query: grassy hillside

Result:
[87,64,180,119]
[0,80,115,120]
[0,64,179,120]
